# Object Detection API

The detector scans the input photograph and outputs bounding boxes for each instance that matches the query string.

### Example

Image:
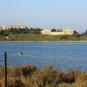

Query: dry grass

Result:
[0,64,87,87]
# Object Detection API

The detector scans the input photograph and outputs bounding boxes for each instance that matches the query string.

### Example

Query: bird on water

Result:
[18,51,23,55]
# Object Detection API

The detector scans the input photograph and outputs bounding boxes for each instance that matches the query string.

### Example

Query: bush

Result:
[8,79,25,87]
[0,64,87,87]
[21,64,37,77]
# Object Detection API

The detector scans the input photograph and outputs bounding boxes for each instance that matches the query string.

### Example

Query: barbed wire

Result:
[0,52,4,54]
[0,52,87,63]
[8,53,51,59]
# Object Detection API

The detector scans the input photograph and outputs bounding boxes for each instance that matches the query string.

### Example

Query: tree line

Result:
[0,27,87,36]
[0,27,87,41]
[0,27,42,36]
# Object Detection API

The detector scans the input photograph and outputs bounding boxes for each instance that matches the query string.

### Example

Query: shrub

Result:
[21,64,37,77]
[8,79,25,87]
[0,64,87,87]
[8,66,22,77]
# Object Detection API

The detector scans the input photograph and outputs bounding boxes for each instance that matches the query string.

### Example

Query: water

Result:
[0,42,87,72]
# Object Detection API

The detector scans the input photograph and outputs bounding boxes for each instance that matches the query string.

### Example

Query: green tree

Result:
[3,30,9,36]
[35,28,41,34]
[29,28,35,34]
[12,28,18,34]
[51,29,56,32]
[73,30,78,35]
[85,30,87,35]
[0,30,4,35]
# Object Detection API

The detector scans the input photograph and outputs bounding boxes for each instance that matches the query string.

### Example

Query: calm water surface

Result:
[0,42,87,72]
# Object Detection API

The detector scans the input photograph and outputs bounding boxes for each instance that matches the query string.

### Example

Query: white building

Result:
[41,28,73,35]
[2,24,26,30]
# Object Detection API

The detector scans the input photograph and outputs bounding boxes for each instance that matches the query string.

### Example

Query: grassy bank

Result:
[0,64,87,87]
[0,34,87,42]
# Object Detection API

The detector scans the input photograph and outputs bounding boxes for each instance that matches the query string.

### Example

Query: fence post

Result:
[4,52,7,87]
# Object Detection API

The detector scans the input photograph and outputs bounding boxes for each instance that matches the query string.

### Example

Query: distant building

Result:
[2,24,26,30]
[41,29,51,34]
[41,28,73,35]
[63,29,73,35]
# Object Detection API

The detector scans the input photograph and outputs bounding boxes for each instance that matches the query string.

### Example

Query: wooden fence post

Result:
[4,52,7,87]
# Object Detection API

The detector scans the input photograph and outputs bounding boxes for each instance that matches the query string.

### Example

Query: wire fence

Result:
[0,52,87,87]
[0,52,87,63]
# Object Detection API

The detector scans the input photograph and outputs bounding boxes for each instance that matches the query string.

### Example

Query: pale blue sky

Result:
[0,0,87,33]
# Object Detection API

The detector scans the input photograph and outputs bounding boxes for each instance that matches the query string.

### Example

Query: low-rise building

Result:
[41,29,51,34]
[63,29,73,35]
[41,28,73,35]
[2,24,26,30]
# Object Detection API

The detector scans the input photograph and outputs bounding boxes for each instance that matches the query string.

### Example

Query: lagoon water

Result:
[0,42,87,72]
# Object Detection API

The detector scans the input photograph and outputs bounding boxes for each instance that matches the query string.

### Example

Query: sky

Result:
[0,0,87,33]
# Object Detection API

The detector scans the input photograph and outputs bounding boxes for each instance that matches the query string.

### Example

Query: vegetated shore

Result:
[1,40,87,42]
[0,64,87,87]
[1,34,87,42]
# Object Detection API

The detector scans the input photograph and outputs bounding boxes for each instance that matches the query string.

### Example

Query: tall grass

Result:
[0,64,87,87]
[1,34,87,41]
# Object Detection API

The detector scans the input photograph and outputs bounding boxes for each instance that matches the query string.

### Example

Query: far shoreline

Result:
[0,40,87,43]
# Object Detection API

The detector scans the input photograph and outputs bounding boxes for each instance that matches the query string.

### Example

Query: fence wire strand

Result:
[0,52,87,63]
[0,52,4,55]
